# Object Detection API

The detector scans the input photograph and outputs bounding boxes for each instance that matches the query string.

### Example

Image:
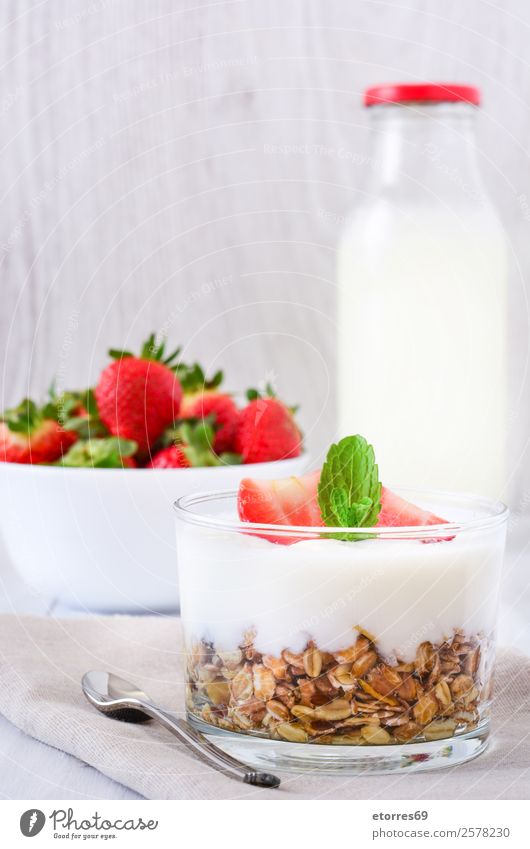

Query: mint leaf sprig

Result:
[317,435,382,541]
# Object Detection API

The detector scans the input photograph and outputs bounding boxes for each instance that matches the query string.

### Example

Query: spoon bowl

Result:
[82,671,151,722]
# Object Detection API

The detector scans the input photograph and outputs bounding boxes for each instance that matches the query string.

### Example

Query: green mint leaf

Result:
[329,489,373,528]
[318,435,381,541]
[347,496,373,527]
[330,487,350,525]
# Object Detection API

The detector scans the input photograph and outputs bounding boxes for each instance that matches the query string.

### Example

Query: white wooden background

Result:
[1,0,530,799]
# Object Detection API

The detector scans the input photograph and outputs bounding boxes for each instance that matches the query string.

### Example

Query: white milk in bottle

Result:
[337,83,507,498]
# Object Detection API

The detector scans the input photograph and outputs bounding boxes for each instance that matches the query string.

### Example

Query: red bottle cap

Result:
[364,83,481,107]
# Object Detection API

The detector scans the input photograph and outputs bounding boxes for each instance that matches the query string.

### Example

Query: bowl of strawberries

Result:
[0,335,306,612]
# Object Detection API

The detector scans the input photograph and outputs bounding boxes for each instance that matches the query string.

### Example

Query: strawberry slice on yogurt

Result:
[237,464,451,544]
[377,486,453,542]
[238,470,323,527]
[377,486,448,528]
[238,470,323,543]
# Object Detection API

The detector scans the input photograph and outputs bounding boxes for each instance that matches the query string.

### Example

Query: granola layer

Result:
[185,628,491,745]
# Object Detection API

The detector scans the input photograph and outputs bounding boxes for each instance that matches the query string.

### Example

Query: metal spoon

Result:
[81,670,280,788]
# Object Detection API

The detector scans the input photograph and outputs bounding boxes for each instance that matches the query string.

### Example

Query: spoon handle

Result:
[140,702,280,788]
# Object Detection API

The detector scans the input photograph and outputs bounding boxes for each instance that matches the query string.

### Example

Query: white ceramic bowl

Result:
[0,457,307,613]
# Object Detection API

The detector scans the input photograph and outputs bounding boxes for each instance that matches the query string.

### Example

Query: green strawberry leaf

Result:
[159,417,238,467]
[161,413,219,448]
[59,437,137,468]
[175,362,205,392]
[175,361,223,392]
[83,389,98,417]
[162,345,182,366]
[161,417,241,466]
[43,389,82,424]
[110,333,182,367]
[1,399,42,434]
[245,384,277,402]
[210,369,224,389]
[218,452,243,466]
[42,387,108,437]
[318,435,381,541]
[179,419,221,467]
[109,348,134,360]
[140,332,158,360]
[62,416,107,439]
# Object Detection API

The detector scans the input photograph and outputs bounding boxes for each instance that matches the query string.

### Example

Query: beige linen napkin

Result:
[0,614,528,800]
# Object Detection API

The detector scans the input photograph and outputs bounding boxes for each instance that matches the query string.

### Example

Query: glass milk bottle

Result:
[337,83,508,498]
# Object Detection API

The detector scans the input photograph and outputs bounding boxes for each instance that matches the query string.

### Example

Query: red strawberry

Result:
[236,392,302,464]
[146,445,190,469]
[181,391,238,453]
[376,487,448,528]
[238,470,323,540]
[0,400,77,464]
[94,335,183,456]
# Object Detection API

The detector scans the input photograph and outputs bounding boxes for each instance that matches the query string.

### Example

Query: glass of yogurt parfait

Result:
[174,436,508,774]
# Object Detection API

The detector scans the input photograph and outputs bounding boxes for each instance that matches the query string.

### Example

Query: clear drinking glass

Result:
[174,489,507,774]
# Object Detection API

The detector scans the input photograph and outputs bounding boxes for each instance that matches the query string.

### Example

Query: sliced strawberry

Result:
[377,487,453,541]
[376,486,448,527]
[237,469,452,545]
[238,470,322,543]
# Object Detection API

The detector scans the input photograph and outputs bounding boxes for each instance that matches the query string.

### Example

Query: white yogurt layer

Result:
[177,525,506,662]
